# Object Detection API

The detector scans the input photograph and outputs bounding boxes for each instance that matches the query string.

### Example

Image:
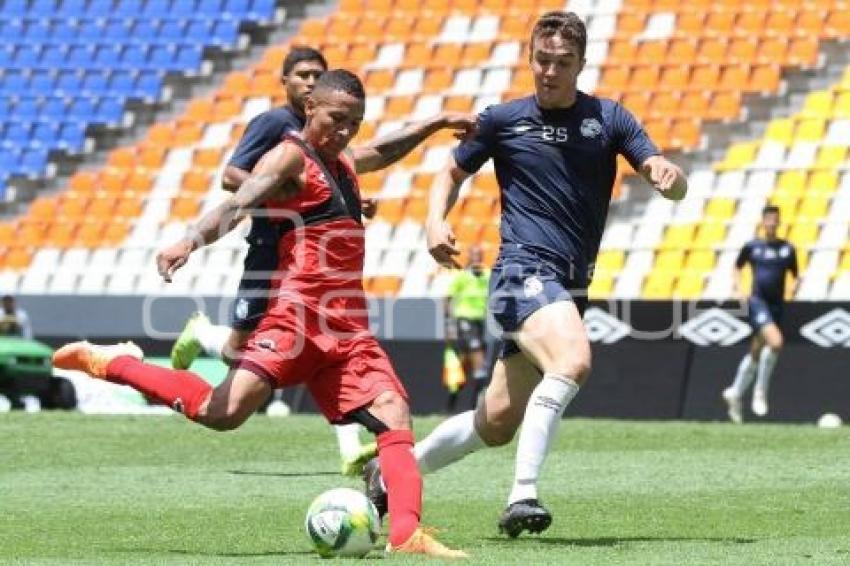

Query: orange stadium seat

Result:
[385,16,414,41]
[376,199,404,224]
[126,171,154,193]
[659,65,690,91]
[101,169,128,193]
[403,196,428,222]
[608,40,637,62]
[423,69,454,93]
[748,64,781,93]
[170,196,202,221]
[667,38,697,63]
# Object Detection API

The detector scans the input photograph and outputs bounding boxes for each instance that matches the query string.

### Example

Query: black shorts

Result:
[489,251,587,359]
[747,296,783,331]
[230,245,278,331]
[454,318,485,353]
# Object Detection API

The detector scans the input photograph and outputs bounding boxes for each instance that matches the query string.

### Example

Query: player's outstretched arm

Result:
[156,143,304,282]
[222,165,250,193]
[350,112,476,174]
[640,155,687,201]
[426,155,470,269]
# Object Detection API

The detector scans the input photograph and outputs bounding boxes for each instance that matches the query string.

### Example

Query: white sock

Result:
[413,410,485,475]
[754,346,778,397]
[508,374,580,505]
[729,354,757,397]
[335,423,363,461]
[195,323,231,360]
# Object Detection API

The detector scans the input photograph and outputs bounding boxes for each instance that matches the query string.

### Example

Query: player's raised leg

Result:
[753,323,783,417]
[53,341,270,430]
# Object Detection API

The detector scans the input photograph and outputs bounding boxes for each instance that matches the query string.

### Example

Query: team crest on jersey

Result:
[580,118,603,138]
[780,245,790,257]
[523,276,544,298]
[235,298,249,320]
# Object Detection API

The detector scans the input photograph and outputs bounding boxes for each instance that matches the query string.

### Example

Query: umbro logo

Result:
[512,124,534,134]
[584,307,631,344]
[800,308,850,347]
[678,308,751,346]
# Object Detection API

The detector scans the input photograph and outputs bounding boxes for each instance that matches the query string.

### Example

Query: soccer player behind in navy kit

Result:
[723,205,799,423]
[364,11,688,537]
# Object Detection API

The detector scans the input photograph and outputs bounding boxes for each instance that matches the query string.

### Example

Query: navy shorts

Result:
[747,296,783,331]
[488,252,587,359]
[230,245,278,331]
[454,318,485,353]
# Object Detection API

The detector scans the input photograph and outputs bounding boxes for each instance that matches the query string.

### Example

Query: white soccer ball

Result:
[305,487,380,558]
[817,413,843,429]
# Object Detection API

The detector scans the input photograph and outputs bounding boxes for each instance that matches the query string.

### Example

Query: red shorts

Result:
[236,309,408,423]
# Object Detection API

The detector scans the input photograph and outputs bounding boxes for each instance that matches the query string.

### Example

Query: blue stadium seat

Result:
[158,20,186,44]
[197,0,222,15]
[146,0,171,15]
[105,20,133,43]
[4,123,32,148]
[121,46,149,70]
[134,71,161,98]
[41,97,68,119]
[0,99,10,120]
[114,0,145,16]
[175,45,202,70]
[108,71,135,96]
[26,20,52,42]
[55,71,82,95]
[18,149,49,177]
[186,20,213,43]
[131,20,159,42]
[0,179,6,200]
[2,20,26,40]
[82,71,110,95]
[212,20,239,46]
[68,45,96,70]
[0,151,14,174]
[0,70,28,94]
[247,0,276,20]
[78,19,105,43]
[1,0,29,16]
[171,0,198,18]
[149,46,174,70]
[50,20,78,43]
[58,122,86,151]
[13,46,42,70]
[41,45,67,69]
[0,47,12,67]
[56,0,87,16]
[96,97,126,124]
[32,123,60,148]
[94,46,122,69]
[88,0,115,15]
[30,70,55,92]
[30,0,59,16]
[68,98,96,122]
[14,98,40,121]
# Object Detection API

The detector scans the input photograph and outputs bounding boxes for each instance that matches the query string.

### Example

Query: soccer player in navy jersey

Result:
[363,11,688,537]
[723,205,799,423]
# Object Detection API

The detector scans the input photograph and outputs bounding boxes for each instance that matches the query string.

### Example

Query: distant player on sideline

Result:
[365,11,687,537]
[723,205,798,423]
[445,244,490,411]
[53,70,472,558]
[169,47,376,475]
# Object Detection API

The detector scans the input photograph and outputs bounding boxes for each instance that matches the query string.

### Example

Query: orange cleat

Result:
[52,341,143,379]
[387,527,468,559]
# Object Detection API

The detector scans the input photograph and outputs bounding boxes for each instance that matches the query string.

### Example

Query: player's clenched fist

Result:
[439,112,478,141]
[426,219,461,269]
[156,239,194,282]
[642,155,686,200]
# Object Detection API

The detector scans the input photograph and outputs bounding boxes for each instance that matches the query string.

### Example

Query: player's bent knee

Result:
[474,402,519,447]
[366,390,410,431]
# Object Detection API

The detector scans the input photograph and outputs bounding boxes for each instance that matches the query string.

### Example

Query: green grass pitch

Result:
[2,413,849,565]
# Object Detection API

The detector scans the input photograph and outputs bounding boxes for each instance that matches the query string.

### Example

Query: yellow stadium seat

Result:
[768,194,799,222]
[588,274,614,300]
[655,249,685,271]
[795,118,827,142]
[704,198,736,220]
[800,91,833,118]
[716,142,756,170]
[642,271,675,299]
[788,222,819,249]
[693,222,726,248]
[764,118,794,145]
[684,249,716,273]
[834,92,850,118]
[674,274,704,299]
[595,250,625,273]
[797,196,830,221]
[814,146,846,168]
[660,223,696,250]
[808,169,840,194]
[775,170,807,194]
[840,251,850,271]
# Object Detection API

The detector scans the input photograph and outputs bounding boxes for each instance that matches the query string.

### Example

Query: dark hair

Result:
[763,205,780,216]
[313,69,365,100]
[531,11,587,59]
[282,46,327,77]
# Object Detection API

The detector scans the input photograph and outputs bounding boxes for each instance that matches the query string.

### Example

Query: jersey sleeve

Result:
[612,103,659,171]
[735,242,752,268]
[447,272,463,298]
[228,112,288,171]
[453,106,497,174]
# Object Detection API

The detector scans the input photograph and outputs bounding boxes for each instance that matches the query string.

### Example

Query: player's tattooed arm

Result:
[426,155,470,269]
[350,112,476,174]
[641,155,688,201]
[156,144,303,282]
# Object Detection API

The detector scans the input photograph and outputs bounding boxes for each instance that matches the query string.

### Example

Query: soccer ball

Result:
[305,487,381,558]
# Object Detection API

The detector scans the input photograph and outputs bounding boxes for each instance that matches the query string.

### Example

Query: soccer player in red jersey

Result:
[53,69,472,559]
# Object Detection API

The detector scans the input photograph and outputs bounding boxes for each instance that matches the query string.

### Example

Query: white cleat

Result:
[752,392,768,417]
[722,387,743,424]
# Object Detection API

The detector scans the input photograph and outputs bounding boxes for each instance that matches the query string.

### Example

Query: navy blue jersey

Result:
[454,93,658,285]
[229,106,305,246]
[736,238,798,304]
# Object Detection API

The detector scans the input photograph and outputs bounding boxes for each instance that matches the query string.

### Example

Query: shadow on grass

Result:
[228,470,338,478]
[484,536,757,547]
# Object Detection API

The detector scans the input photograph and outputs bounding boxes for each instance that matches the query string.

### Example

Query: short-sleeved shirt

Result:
[229,106,305,247]
[448,268,490,321]
[736,238,798,304]
[453,93,658,286]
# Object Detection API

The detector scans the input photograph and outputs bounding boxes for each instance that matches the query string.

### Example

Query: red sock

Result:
[106,356,212,420]
[377,429,421,547]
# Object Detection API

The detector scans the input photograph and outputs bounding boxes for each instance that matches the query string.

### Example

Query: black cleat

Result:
[362,457,388,519]
[498,499,552,538]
